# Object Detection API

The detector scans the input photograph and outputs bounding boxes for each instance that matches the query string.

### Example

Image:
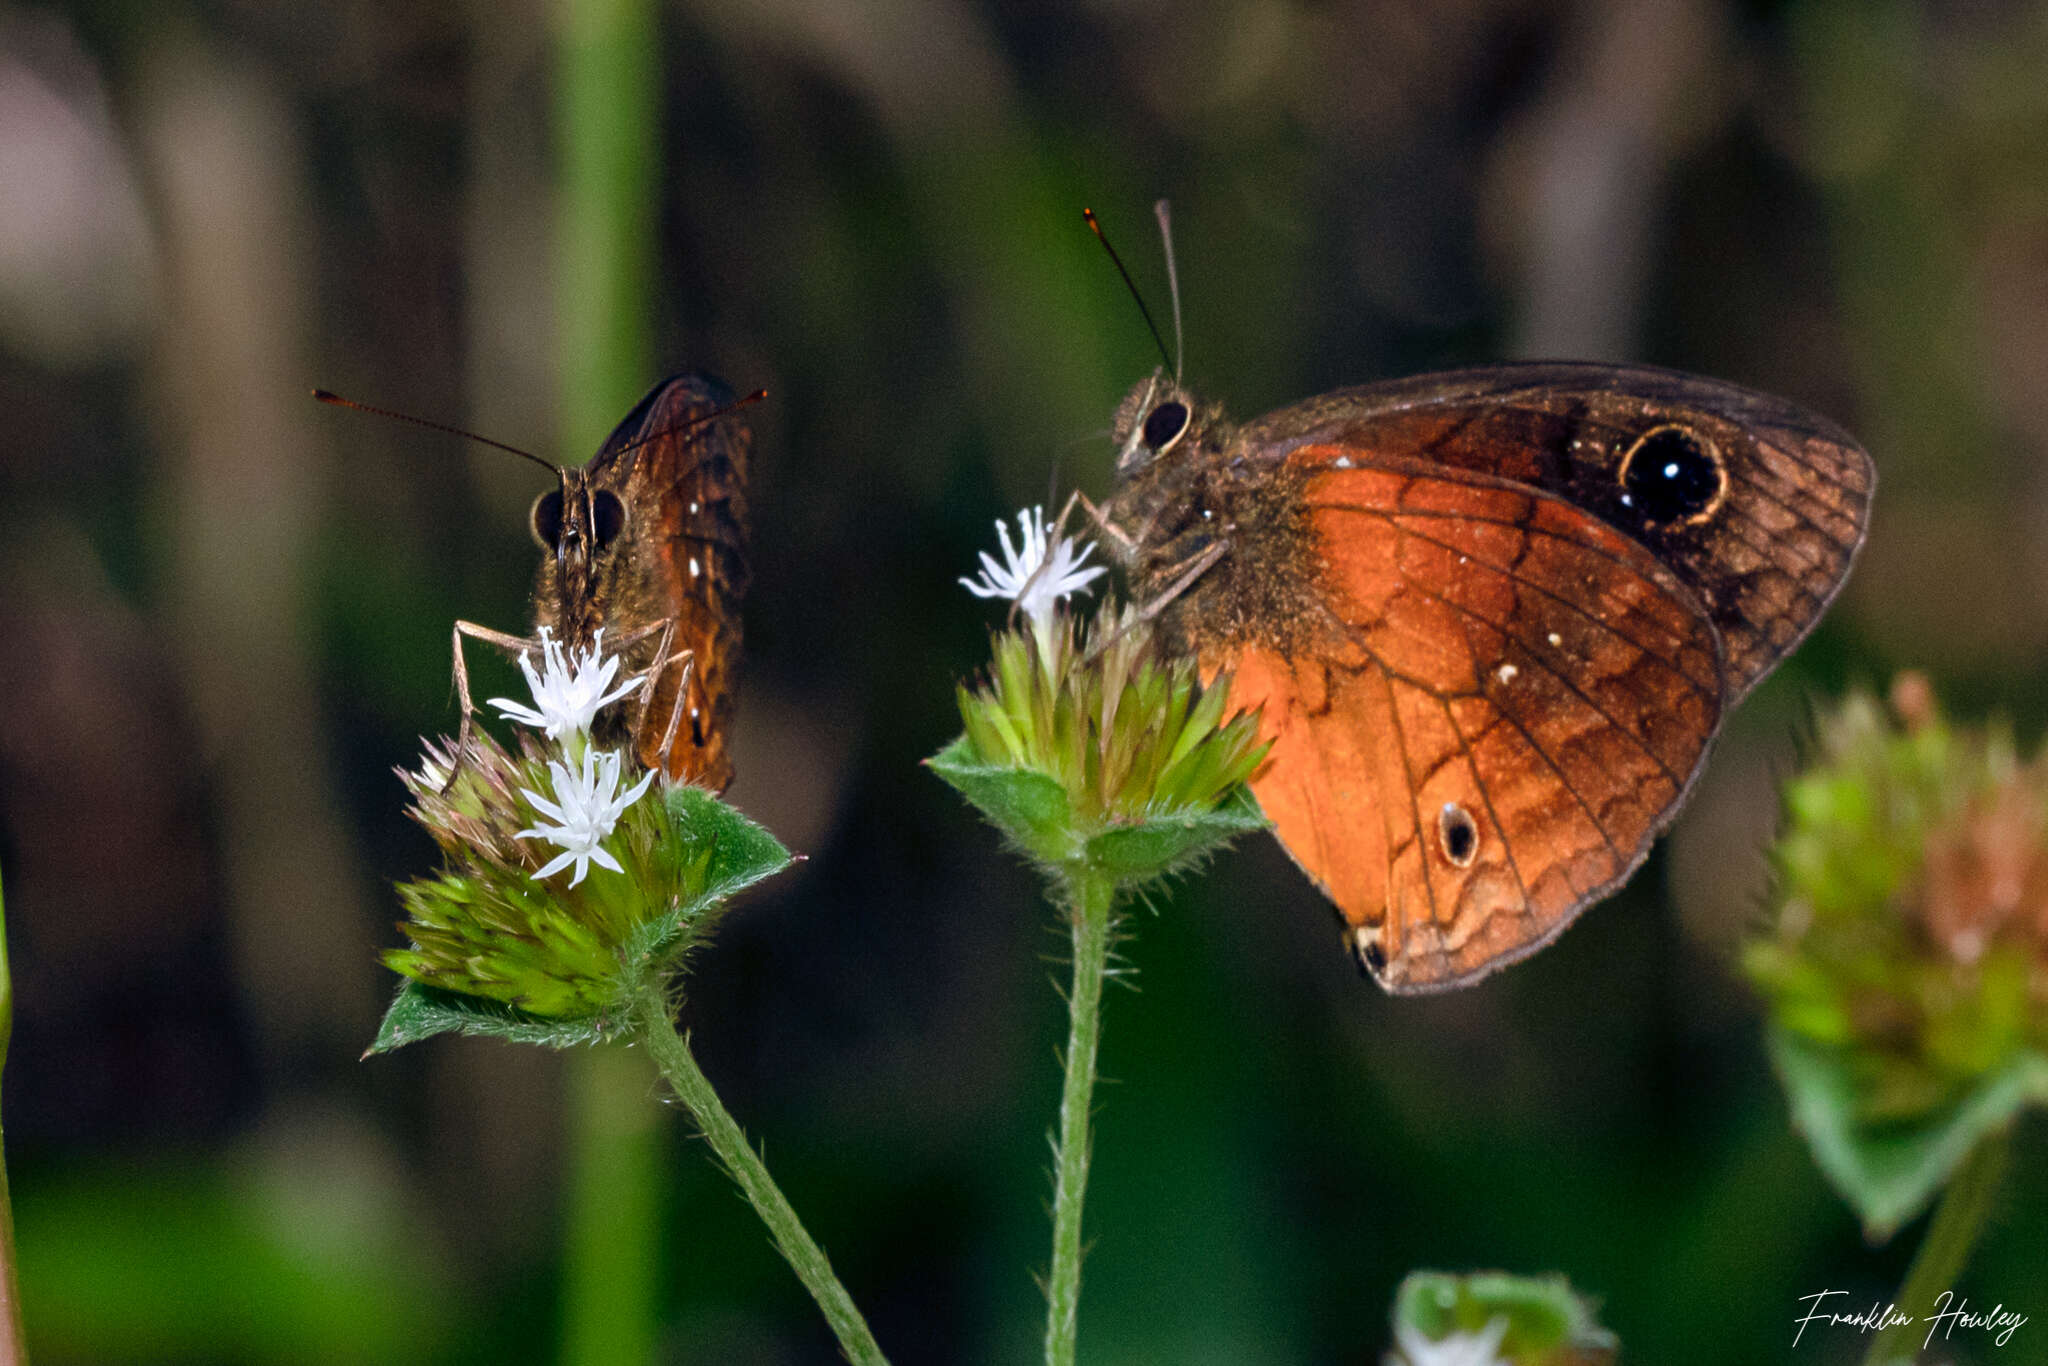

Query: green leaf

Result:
[1390,1269,1616,1365]
[365,981,619,1055]
[667,785,792,909]
[1082,789,1268,885]
[620,786,792,967]
[927,736,1080,864]
[1767,1025,2048,1239]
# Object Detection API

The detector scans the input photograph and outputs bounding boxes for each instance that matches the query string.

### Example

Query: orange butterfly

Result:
[1102,362,1872,992]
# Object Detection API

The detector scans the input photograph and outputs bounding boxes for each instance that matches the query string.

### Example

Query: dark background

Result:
[1,0,2044,1361]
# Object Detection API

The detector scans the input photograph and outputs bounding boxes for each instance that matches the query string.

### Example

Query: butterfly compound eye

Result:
[1620,425,1724,526]
[590,490,626,549]
[530,489,565,549]
[1141,400,1191,453]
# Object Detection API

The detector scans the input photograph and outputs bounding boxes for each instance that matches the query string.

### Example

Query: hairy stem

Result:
[632,989,889,1366]
[1861,1127,2011,1366]
[1043,867,1117,1366]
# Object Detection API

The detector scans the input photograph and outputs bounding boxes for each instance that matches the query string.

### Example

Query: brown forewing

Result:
[1234,362,1873,699]
[533,373,751,790]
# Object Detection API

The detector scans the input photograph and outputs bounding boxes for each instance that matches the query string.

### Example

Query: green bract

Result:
[931,606,1269,887]
[371,732,789,1052]
[1389,1270,1616,1366]
[1744,682,2048,1237]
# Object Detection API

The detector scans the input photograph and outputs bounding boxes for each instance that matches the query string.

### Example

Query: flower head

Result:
[380,727,790,1033]
[490,627,641,740]
[517,746,656,886]
[960,505,1107,629]
[934,604,1270,883]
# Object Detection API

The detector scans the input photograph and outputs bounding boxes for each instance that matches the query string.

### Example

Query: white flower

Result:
[490,627,640,739]
[1391,1317,1510,1366]
[515,747,656,886]
[960,505,1106,627]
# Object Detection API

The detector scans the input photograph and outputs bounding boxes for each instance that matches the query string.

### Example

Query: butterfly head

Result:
[1111,370,1227,481]
[530,466,631,646]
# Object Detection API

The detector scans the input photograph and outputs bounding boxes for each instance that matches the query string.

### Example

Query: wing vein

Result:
[1331,506,1720,703]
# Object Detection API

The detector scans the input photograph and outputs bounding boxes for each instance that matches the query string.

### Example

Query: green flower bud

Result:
[931,604,1270,889]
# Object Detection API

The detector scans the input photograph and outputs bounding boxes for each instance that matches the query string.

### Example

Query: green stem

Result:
[0,864,22,1365]
[1043,867,1117,1366]
[631,989,889,1366]
[1861,1127,2012,1366]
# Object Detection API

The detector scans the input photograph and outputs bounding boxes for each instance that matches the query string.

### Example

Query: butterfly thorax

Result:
[1106,376,1329,666]
[531,465,679,751]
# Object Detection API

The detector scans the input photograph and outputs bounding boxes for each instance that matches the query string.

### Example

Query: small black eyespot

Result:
[1622,426,1723,525]
[1359,937,1388,975]
[1141,400,1190,453]
[1439,802,1479,867]
[530,489,564,549]
[590,490,627,548]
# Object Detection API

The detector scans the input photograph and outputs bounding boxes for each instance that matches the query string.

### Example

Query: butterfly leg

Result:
[1131,537,1228,624]
[1078,537,1230,665]
[599,617,673,657]
[1073,489,1143,560]
[650,648,699,775]
[617,614,697,777]
[447,619,542,790]
[588,615,679,734]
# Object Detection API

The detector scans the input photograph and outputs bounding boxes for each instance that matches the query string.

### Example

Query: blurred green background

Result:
[1,0,2045,1361]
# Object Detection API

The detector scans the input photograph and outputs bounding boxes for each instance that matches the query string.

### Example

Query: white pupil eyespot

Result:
[1664,462,1680,479]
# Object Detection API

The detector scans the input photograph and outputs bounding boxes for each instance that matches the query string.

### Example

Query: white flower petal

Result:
[1392,1317,1510,1366]
[513,746,656,886]
[532,848,579,880]
[490,698,550,728]
[492,626,642,739]
[960,505,1105,626]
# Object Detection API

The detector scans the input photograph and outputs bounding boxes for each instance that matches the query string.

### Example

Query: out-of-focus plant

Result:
[1384,1270,1616,1366]
[932,505,1269,1366]
[0,861,25,1361]
[1745,673,2048,1362]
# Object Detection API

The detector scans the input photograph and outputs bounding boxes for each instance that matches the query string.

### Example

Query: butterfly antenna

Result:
[1153,199,1184,383]
[603,388,768,466]
[1083,208,1174,374]
[311,389,561,475]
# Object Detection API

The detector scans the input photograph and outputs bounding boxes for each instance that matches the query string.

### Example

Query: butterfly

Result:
[450,373,754,791]
[1102,362,1873,992]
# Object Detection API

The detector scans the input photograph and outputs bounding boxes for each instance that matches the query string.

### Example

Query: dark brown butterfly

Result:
[449,373,753,791]
[1103,361,1873,992]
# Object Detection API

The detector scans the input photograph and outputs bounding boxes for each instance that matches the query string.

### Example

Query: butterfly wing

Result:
[586,373,752,789]
[1147,365,1870,990]
[1217,455,1726,991]
[1236,363,1873,699]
